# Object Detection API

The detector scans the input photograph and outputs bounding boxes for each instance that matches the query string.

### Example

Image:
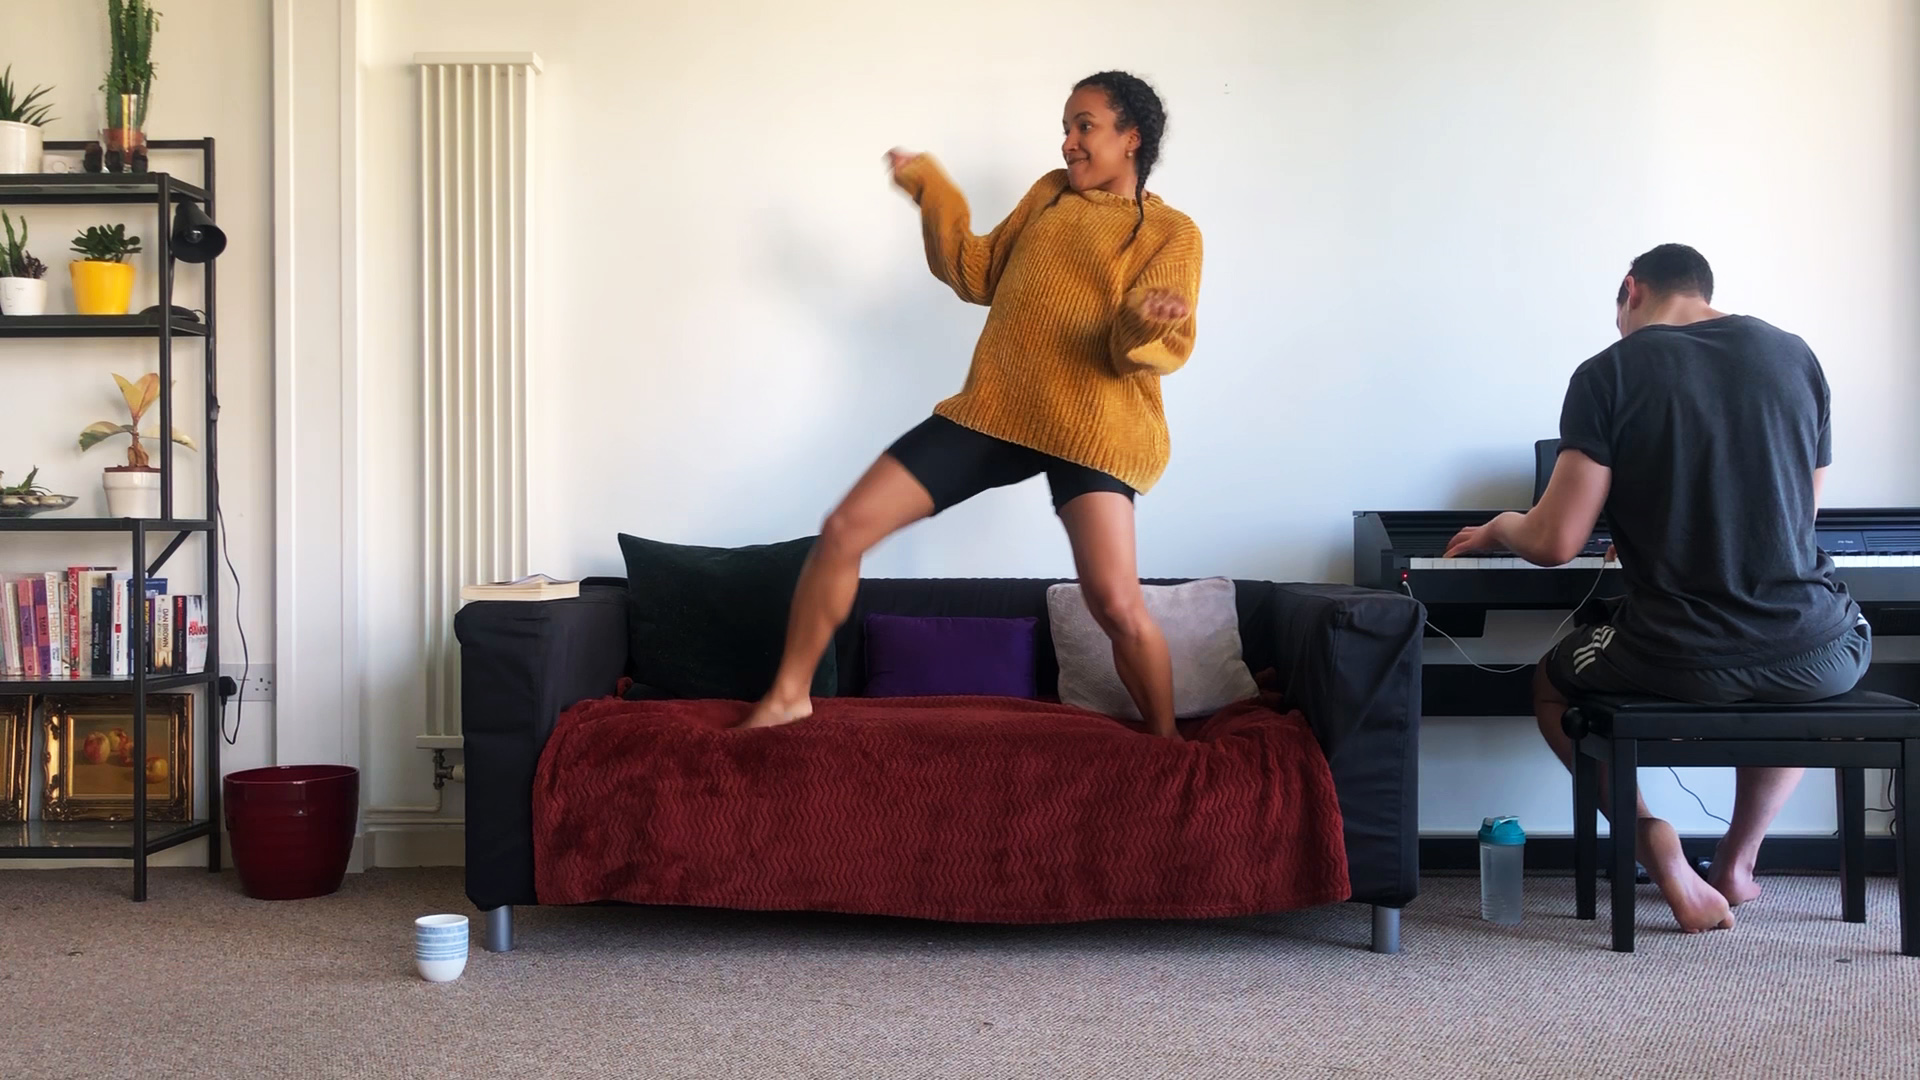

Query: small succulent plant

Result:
[0,467,62,509]
[71,223,143,264]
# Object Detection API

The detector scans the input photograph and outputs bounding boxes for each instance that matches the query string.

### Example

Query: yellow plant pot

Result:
[70,260,136,316]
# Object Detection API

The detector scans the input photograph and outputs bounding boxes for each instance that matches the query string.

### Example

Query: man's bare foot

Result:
[1707,840,1763,906]
[737,695,813,729]
[1639,817,1735,933]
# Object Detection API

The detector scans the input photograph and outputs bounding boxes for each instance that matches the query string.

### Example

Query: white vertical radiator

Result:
[414,52,541,749]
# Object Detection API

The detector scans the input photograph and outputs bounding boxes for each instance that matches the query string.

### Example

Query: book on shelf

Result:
[460,573,580,602]
[2,568,208,681]
[0,578,20,678]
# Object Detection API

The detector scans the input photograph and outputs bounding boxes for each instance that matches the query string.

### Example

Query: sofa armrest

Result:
[456,582,629,910]
[1267,582,1425,907]
[1268,583,1424,757]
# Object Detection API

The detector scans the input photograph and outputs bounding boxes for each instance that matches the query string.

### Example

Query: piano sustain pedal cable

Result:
[1400,564,1609,675]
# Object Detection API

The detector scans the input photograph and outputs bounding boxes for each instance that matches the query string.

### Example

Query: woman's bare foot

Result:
[1639,817,1735,933]
[737,695,813,729]
[1707,840,1764,906]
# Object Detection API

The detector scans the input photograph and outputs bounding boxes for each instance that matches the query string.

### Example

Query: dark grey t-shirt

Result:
[1558,314,1857,669]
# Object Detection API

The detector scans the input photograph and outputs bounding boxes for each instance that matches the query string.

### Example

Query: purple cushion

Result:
[862,614,1038,698]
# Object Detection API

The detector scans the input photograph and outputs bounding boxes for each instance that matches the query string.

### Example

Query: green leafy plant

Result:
[1,212,46,279]
[0,467,72,509]
[1,467,52,497]
[79,372,195,469]
[0,66,56,126]
[70,223,141,263]
[103,0,161,130]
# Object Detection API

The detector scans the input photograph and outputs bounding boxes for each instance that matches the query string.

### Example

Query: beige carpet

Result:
[1,868,1914,1079]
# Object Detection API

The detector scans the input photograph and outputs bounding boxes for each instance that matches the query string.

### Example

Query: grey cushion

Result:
[1047,577,1260,720]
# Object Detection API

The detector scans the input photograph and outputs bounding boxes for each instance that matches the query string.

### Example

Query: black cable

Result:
[1867,770,1895,814]
[217,500,246,747]
[1668,767,1731,828]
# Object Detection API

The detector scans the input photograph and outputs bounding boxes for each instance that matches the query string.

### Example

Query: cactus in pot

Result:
[0,211,47,315]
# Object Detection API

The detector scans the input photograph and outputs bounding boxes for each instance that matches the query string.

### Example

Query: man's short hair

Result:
[1615,243,1714,305]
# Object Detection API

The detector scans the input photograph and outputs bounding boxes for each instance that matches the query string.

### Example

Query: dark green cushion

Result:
[616,533,836,701]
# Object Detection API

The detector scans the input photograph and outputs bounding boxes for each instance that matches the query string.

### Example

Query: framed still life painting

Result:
[42,694,193,822]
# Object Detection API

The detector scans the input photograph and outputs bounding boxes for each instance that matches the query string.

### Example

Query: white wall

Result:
[353,1,1919,839]
[0,0,276,863]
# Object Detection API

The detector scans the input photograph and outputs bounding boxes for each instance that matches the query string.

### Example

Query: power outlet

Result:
[219,664,274,701]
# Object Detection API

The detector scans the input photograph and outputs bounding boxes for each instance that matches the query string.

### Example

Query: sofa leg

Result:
[484,905,514,953]
[1370,905,1402,954]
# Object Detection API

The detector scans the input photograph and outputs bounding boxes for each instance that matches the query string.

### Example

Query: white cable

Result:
[1402,564,1609,674]
[1405,564,1740,827]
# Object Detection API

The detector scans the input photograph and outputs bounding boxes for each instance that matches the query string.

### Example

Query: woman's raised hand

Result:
[884,147,923,182]
[1133,287,1190,323]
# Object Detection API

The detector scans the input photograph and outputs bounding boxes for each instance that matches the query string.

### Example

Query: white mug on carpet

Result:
[414,913,469,982]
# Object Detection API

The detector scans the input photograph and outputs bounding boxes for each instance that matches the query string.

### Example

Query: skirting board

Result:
[1422,835,1897,876]
[365,825,464,868]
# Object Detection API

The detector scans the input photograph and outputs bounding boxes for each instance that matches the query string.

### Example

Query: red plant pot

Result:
[223,765,360,900]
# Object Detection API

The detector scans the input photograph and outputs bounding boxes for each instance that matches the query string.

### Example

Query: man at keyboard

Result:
[1443,243,1870,935]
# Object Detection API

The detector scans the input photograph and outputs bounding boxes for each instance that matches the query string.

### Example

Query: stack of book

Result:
[460,574,580,602]
[0,567,209,680]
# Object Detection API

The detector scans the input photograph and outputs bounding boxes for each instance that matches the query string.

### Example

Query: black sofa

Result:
[456,577,1425,952]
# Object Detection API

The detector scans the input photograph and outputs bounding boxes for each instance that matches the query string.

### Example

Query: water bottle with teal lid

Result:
[1478,815,1525,924]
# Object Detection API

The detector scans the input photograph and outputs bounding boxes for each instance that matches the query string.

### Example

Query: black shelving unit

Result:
[0,139,222,900]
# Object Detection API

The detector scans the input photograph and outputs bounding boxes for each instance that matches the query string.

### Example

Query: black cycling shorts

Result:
[884,414,1134,515]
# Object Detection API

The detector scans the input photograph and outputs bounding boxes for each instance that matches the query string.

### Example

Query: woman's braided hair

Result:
[1074,70,1166,248]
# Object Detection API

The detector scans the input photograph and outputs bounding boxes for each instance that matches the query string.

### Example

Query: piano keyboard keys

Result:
[1357,511,1920,641]
[1408,557,1621,570]
[1406,555,1916,570]
[1832,555,1920,567]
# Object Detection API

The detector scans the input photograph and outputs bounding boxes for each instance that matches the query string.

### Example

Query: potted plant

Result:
[69,223,141,315]
[99,0,160,174]
[0,211,47,316]
[79,372,194,518]
[0,467,78,517]
[0,65,55,174]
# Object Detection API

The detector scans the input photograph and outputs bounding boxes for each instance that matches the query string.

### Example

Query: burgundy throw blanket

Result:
[532,694,1349,922]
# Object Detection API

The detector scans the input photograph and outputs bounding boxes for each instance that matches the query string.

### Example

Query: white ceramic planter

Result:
[103,466,162,518]
[0,277,46,316]
[0,120,43,174]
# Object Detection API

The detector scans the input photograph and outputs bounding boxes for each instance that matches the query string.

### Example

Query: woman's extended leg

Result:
[1057,491,1177,737]
[739,455,935,728]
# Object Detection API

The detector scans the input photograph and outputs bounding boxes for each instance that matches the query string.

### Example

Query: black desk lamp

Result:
[171,202,226,263]
[142,202,226,321]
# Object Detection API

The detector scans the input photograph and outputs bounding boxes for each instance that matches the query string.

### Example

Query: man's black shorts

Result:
[885,414,1134,515]
[1544,606,1873,705]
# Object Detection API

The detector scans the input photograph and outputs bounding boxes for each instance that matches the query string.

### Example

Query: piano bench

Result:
[1561,689,1920,955]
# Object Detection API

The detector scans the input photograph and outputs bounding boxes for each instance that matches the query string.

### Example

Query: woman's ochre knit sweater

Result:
[895,155,1203,494]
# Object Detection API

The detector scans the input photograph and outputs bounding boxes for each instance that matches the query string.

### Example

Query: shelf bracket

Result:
[147,529,195,578]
